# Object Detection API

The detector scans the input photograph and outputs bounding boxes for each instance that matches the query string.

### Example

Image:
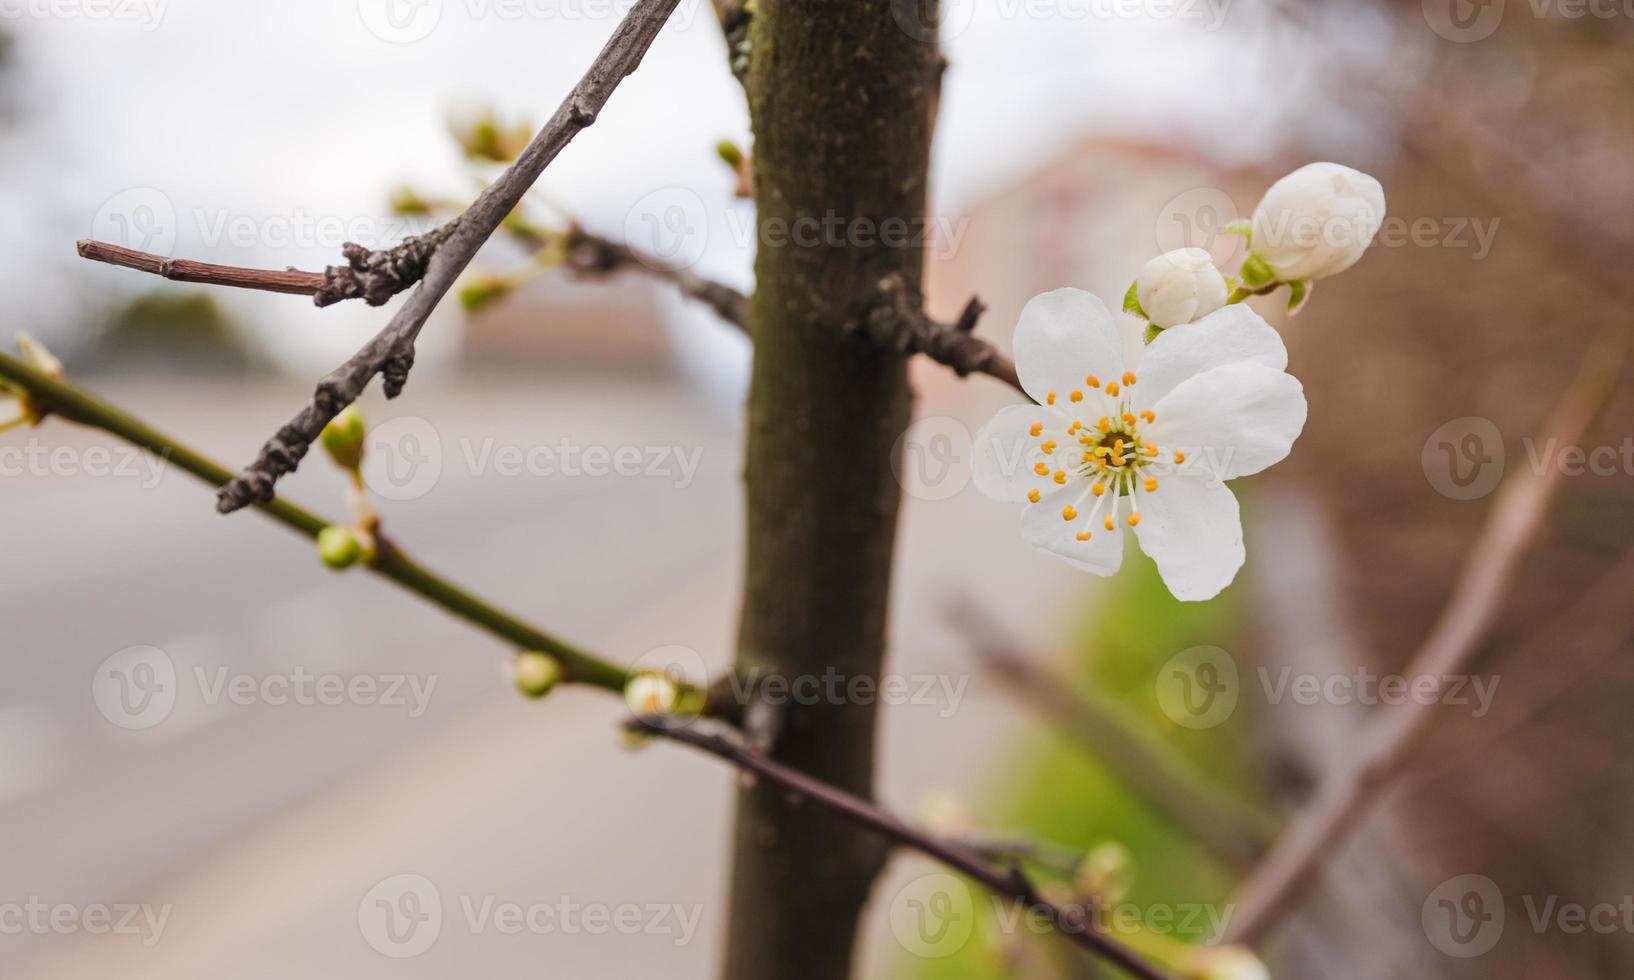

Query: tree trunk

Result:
[722,4,941,979]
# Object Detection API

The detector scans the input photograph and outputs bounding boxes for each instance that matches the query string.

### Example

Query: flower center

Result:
[1027,372,1178,541]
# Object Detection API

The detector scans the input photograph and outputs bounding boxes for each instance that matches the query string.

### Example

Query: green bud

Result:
[716,139,745,168]
[1286,278,1311,314]
[1073,841,1135,904]
[321,405,367,473]
[513,652,564,700]
[1238,253,1276,289]
[459,277,514,313]
[317,526,363,570]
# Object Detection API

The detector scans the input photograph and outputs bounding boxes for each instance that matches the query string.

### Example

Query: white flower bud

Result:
[625,673,680,716]
[513,652,563,700]
[1249,162,1385,282]
[1182,944,1271,980]
[1136,248,1230,327]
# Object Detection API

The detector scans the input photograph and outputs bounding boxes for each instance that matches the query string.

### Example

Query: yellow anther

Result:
[1046,391,1056,405]
[1128,512,1141,527]
[1174,450,1186,464]
[1092,482,1106,497]
[1140,410,1155,423]
[1027,489,1041,503]
[1105,381,1120,397]
[1082,452,1094,463]
[1029,423,1043,437]
[1121,412,1136,426]
[1068,421,1080,434]
[1113,439,1124,453]
[1070,390,1083,403]
[1053,470,1067,485]
[1085,375,1100,388]
[1034,462,1050,476]
[1062,505,1078,521]
[1122,371,1137,386]
[1144,478,1158,492]
[1104,515,1116,531]
[1075,531,1092,542]
[1143,443,1158,456]
[1097,416,1111,431]
[1041,440,1056,454]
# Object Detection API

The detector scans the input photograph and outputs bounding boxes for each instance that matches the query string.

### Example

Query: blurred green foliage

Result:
[903,554,1258,977]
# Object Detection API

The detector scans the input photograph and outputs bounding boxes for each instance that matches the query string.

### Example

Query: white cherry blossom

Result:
[973,289,1307,601]
[1249,162,1385,282]
[1136,248,1229,327]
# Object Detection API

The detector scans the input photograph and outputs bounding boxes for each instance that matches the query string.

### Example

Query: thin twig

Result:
[632,717,1176,980]
[561,225,752,333]
[76,240,326,296]
[0,348,631,693]
[1222,338,1628,945]
[857,272,1021,391]
[951,601,1275,870]
[214,0,683,514]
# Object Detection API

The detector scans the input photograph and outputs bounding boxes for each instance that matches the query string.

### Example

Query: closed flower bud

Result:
[1249,162,1385,282]
[317,525,363,570]
[1182,945,1271,980]
[1136,249,1229,327]
[513,652,564,700]
[321,406,367,473]
[1073,841,1134,904]
[624,673,680,716]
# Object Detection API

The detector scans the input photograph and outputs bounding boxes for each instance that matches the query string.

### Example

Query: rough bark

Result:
[723,3,941,979]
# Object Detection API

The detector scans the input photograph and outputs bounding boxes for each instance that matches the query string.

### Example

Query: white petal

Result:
[1013,289,1125,408]
[1021,486,1125,576]
[972,404,1063,502]
[1133,304,1287,409]
[1132,475,1244,601]
[1146,363,1307,481]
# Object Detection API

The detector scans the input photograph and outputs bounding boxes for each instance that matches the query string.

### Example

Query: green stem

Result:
[0,349,630,693]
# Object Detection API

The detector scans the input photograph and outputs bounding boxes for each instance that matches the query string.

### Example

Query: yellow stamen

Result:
[1105,381,1120,397]
[1068,421,1080,434]
[1140,410,1155,423]
[1143,443,1158,457]
[1144,478,1158,492]
[1062,505,1077,521]
[1027,489,1041,503]
[1121,412,1136,426]
[1113,439,1124,453]
[1082,452,1094,463]
[1097,416,1111,431]
[1128,512,1141,527]
[1041,441,1056,454]
[1103,515,1115,531]
[1085,375,1100,388]
[1174,450,1186,464]
[1075,531,1092,542]
[1122,371,1137,386]
[1029,423,1043,437]
[1070,390,1083,403]
[1034,462,1049,476]
[1092,483,1106,497]
[1046,392,1056,405]
[1053,471,1067,485]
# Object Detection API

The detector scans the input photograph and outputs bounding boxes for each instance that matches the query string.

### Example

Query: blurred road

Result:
[0,368,1084,978]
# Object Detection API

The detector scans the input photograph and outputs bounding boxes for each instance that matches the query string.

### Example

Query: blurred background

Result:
[2,1,1632,977]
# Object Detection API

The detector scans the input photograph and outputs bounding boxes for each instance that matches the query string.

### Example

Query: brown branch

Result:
[212,0,684,514]
[857,271,1021,391]
[76,240,325,296]
[561,225,751,333]
[631,717,1175,980]
[1222,337,1628,945]
[951,601,1275,870]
